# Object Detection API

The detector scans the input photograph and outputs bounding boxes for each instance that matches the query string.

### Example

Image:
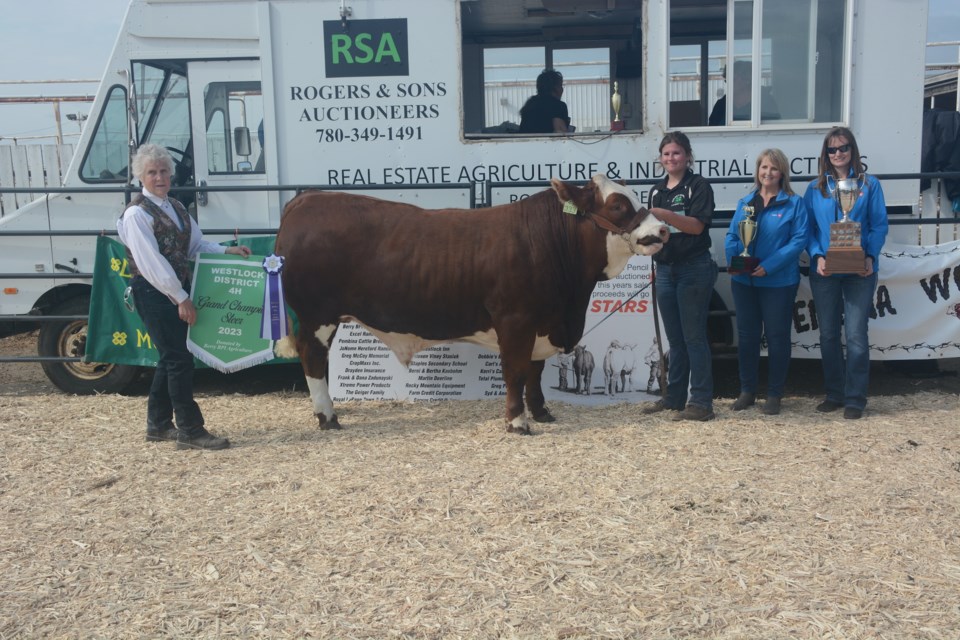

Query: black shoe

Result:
[145,425,179,442]
[843,407,863,420]
[671,404,715,422]
[731,393,756,411]
[176,428,231,451]
[762,396,782,415]
[816,399,843,413]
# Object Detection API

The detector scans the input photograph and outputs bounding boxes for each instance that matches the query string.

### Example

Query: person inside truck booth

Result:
[709,60,780,126]
[519,69,572,134]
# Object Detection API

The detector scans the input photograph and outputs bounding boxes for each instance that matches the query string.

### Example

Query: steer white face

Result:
[592,174,667,257]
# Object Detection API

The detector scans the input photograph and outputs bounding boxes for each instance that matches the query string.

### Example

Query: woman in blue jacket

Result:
[725,148,809,415]
[804,127,888,420]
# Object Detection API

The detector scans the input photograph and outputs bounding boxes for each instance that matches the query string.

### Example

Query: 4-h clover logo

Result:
[111,258,122,272]
[112,332,127,346]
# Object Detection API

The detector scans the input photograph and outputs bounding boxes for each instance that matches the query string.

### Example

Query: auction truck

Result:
[0,0,945,394]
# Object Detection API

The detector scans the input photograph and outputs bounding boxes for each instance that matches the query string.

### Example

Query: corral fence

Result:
[0,143,76,216]
[1,172,960,367]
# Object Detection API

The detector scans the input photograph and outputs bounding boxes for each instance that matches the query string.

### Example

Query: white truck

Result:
[0,0,940,394]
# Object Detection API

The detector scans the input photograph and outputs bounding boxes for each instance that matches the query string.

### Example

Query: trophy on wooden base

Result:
[824,177,867,275]
[610,81,625,131]
[729,206,759,274]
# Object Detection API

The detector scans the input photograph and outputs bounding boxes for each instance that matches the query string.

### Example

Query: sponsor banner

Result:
[791,240,960,360]
[186,254,275,373]
[328,255,664,406]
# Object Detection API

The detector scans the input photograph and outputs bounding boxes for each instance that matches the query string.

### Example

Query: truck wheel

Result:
[38,295,141,395]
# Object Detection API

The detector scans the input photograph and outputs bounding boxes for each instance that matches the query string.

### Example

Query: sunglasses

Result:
[826,144,851,155]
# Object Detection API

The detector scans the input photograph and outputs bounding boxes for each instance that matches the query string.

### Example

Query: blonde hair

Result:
[753,148,793,196]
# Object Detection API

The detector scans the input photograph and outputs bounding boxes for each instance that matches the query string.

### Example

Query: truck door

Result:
[187,60,274,232]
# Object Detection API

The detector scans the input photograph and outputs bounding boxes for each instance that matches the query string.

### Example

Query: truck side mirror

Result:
[234,126,251,157]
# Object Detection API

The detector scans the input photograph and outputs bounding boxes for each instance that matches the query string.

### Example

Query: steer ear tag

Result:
[562,200,579,215]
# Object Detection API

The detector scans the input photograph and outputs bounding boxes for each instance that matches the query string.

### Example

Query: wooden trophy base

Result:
[825,221,866,275]
[728,256,759,275]
[610,120,625,131]
[823,247,867,275]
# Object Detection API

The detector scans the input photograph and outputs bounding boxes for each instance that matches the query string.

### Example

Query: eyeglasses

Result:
[826,144,851,155]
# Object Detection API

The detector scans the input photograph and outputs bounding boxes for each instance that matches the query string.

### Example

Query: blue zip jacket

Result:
[724,189,809,288]
[803,171,889,271]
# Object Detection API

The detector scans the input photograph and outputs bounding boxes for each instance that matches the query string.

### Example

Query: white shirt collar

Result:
[142,187,169,207]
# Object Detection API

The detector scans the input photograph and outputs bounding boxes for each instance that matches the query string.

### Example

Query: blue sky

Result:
[1,0,959,142]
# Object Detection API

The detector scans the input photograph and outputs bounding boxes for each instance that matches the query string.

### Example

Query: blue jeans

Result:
[654,253,718,410]
[131,276,204,432]
[732,280,799,398]
[809,271,878,411]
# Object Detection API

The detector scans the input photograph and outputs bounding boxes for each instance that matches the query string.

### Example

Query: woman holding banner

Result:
[117,144,251,449]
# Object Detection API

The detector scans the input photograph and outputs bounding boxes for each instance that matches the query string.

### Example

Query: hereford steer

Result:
[274,174,667,433]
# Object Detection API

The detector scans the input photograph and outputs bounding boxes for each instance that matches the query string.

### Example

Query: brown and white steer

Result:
[274,174,667,433]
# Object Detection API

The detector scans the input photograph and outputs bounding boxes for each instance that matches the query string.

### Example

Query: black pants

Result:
[131,276,203,433]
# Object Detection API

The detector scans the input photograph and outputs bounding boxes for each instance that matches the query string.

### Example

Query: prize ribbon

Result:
[260,254,288,340]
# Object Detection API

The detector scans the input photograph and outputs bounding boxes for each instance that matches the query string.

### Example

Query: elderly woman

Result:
[117,144,250,449]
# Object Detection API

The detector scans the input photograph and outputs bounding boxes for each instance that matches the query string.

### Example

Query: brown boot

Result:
[731,393,755,411]
[671,404,716,422]
[176,428,230,451]
[762,396,782,415]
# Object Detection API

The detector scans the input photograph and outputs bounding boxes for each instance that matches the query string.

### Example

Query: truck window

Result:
[670,0,848,127]
[79,86,128,182]
[461,1,641,136]
[201,82,264,174]
[479,47,612,134]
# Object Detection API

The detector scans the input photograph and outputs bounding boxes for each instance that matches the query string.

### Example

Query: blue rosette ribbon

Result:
[260,254,288,341]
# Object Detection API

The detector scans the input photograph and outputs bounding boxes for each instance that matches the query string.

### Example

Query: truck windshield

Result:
[79,62,192,189]
[79,85,128,182]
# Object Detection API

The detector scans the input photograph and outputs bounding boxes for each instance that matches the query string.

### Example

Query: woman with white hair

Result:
[117,144,251,450]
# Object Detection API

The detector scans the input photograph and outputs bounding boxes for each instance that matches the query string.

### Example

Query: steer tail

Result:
[275,333,297,359]
[271,196,300,361]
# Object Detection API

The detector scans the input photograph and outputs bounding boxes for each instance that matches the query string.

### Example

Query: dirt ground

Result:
[2,331,960,639]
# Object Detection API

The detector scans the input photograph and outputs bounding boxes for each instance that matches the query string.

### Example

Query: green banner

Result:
[186,253,275,373]
[86,235,290,370]
[86,236,157,366]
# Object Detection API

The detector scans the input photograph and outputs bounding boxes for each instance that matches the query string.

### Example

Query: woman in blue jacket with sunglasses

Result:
[804,127,888,420]
[725,148,809,415]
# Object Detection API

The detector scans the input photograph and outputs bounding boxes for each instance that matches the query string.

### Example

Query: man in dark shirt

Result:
[519,69,571,134]
[709,60,780,126]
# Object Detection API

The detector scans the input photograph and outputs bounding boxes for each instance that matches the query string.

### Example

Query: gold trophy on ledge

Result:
[610,81,625,131]
[729,205,759,274]
[824,176,867,275]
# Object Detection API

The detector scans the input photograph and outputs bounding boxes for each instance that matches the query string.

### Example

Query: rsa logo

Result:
[323,18,409,78]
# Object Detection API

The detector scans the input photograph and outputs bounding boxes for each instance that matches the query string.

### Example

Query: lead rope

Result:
[651,258,667,395]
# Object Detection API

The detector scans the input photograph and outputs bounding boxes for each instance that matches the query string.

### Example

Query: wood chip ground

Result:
[2,332,960,638]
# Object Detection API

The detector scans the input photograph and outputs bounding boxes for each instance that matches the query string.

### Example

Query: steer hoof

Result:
[317,414,342,430]
[506,423,532,435]
[532,409,556,423]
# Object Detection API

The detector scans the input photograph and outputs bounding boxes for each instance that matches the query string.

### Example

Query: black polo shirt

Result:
[646,170,715,265]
